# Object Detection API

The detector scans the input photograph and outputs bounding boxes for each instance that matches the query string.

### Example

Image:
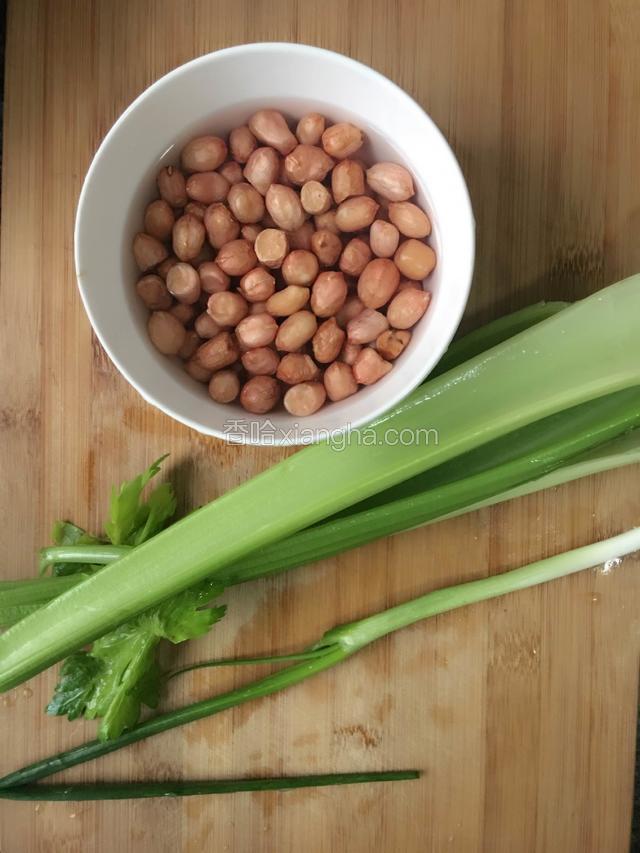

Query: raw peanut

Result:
[347,308,389,344]
[248,110,297,156]
[335,196,379,232]
[170,303,195,325]
[265,184,305,231]
[207,291,249,327]
[386,288,431,329]
[340,341,361,366]
[227,182,265,224]
[136,274,172,310]
[324,361,358,401]
[266,285,309,316]
[156,256,179,280]
[275,310,318,351]
[186,171,230,204]
[172,214,205,262]
[398,278,422,291]
[157,165,187,207]
[185,359,212,383]
[133,233,168,271]
[352,347,392,385]
[331,159,365,204]
[198,261,230,294]
[181,136,227,172]
[241,223,263,243]
[339,238,372,277]
[284,145,334,185]
[300,181,332,215]
[235,313,278,349]
[277,157,295,188]
[185,201,207,220]
[243,147,281,195]
[312,317,345,363]
[288,221,315,250]
[388,201,431,238]
[255,228,289,268]
[178,330,201,361]
[277,353,321,384]
[283,382,326,416]
[249,301,268,315]
[240,375,280,414]
[376,328,411,360]
[240,267,276,302]
[314,210,340,235]
[147,311,186,355]
[296,113,325,145]
[208,369,240,403]
[311,271,348,318]
[366,162,415,201]
[394,240,436,280]
[144,199,175,242]
[218,160,244,185]
[369,220,400,258]
[166,262,201,304]
[336,296,365,329]
[281,249,319,286]
[321,122,364,159]
[215,239,257,276]
[311,229,342,267]
[194,312,221,340]
[357,258,400,309]
[241,347,280,375]
[229,125,258,163]
[193,331,240,371]
[203,203,240,248]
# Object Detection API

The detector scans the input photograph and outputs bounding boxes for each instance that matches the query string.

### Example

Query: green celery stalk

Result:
[2,526,638,789]
[0,278,639,692]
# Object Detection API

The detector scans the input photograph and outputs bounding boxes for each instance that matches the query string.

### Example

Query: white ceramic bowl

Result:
[75,43,474,446]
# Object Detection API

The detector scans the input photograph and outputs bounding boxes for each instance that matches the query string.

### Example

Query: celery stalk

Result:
[1,278,639,692]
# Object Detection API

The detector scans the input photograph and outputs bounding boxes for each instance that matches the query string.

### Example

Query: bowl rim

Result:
[74,42,475,446]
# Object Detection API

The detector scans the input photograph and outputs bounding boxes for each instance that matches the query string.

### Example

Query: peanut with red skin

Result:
[157,165,187,207]
[144,199,175,242]
[321,122,364,159]
[314,210,340,235]
[156,256,179,280]
[357,258,400,309]
[186,171,230,204]
[369,220,400,258]
[376,328,411,360]
[281,249,319,286]
[239,267,276,302]
[336,296,365,329]
[296,113,325,145]
[353,347,392,385]
[240,375,280,413]
[310,271,348,317]
[339,341,361,366]
[335,196,379,232]
[235,313,279,349]
[136,275,172,310]
[248,110,297,156]
[241,347,280,376]
[284,382,327,416]
[339,238,372,277]
[166,262,201,305]
[394,240,436,280]
[388,201,431,238]
[386,288,432,329]
[208,369,240,403]
[265,184,306,231]
[203,203,240,249]
[331,160,365,204]
[347,308,389,344]
[181,136,227,172]
[266,286,310,317]
[300,181,332,215]
[133,233,168,271]
[275,310,318,351]
[284,145,334,185]
[244,147,281,196]
[311,229,342,267]
[198,261,230,294]
[229,125,257,163]
[366,162,415,201]
[194,312,221,340]
[207,291,249,327]
[216,239,257,276]
[324,361,358,401]
[312,317,345,363]
[218,160,244,185]
[172,214,205,262]
[227,182,265,224]
[276,353,321,385]
[193,331,240,371]
[147,311,186,355]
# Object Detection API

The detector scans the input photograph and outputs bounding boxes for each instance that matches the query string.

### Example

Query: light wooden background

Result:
[1,1,640,851]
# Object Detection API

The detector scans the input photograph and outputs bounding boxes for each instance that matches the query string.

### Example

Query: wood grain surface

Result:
[1,1,640,851]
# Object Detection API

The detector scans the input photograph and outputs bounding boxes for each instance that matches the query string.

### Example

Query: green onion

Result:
[0,771,419,800]
[0,278,638,691]
[2,526,637,789]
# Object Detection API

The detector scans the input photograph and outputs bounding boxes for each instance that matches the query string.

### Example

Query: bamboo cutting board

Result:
[1,1,640,851]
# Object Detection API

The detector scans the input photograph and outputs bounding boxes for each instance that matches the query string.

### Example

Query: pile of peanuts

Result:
[133,109,436,417]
